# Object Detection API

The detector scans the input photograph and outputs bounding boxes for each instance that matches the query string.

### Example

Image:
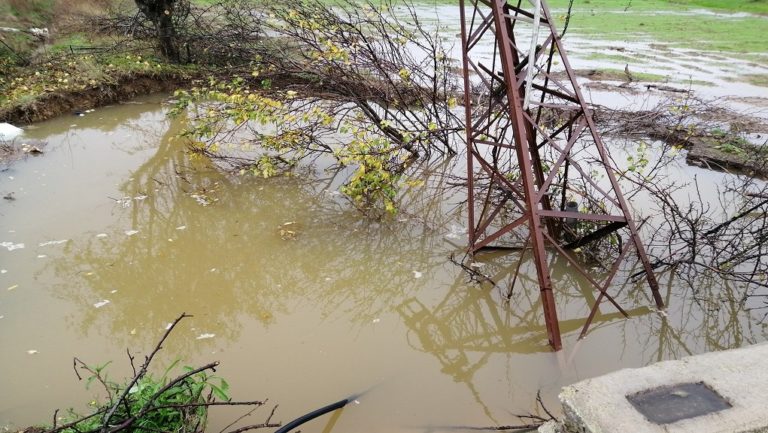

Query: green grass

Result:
[412,0,768,54]
[582,52,635,63]
[0,49,196,113]
[551,0,768,53]
[743,73,768,87]
[547,0,768,14]
[583,67,668,82]
[665,0,768,14]
[0,0,55,25]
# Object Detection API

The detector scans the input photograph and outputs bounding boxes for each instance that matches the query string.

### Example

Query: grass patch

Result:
[559,10,768,54]
[546,0,768,14]
[686,79,716,87]
[581,67,667,82]
[743,73,768,87]
[0,48,196,115]
[0,0,55,25]
[582,52,635,63]
[665,0,768,14]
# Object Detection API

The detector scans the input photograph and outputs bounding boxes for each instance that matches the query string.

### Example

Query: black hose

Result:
[274,396,356,433]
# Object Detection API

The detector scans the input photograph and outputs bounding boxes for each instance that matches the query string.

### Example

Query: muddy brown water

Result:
[0,93,765,433]
[2,6,768,432]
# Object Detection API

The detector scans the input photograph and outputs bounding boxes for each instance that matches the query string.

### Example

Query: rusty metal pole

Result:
[487,0,562,350]
[459,0,663,350]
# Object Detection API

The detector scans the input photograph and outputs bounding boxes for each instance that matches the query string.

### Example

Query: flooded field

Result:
[2,4,768,433]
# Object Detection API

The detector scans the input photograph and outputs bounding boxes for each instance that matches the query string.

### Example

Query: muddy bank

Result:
[2,64,766,179]
[0,73,190,125]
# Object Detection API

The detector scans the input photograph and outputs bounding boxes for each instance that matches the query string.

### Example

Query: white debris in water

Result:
[38,239,68,247]
[134,195,148,201]
[196,333,215,340]
[93,300,110,308]
[0,315,4,319]
[413,270,423,279]
[1,242,25,251]
[469,262,485,268]
[1,269,7,274]
[125,230,139,236]
[115,197,132,208]
[96,233,108,238]
[7,284,18,291]
[37,254,47,259]
[26,349,38,355]
[175,225,187,231]
[372,318,381,324]
[445,224,466,240]
[165,322,173,330]
[191,194,214,206]
[0,123,23,141]
[110,289,118,294]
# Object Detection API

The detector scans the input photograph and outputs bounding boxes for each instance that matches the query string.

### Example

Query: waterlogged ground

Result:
[1,4,768,433]
[0,93,764,432]
[411,4,768,111]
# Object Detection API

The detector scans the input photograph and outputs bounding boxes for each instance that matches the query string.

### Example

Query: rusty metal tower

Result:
[459,0,663,350]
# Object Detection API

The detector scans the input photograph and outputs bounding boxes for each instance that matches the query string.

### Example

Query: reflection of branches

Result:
[641,175,768,294]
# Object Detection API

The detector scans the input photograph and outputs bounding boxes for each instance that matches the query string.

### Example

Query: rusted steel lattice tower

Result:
[459,0,664,350]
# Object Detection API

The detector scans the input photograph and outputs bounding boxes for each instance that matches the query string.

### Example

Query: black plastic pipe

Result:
[274,395,357,433]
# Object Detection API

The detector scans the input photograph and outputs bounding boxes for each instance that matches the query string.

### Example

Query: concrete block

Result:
[560,343,768,433]
[537,420,565,433]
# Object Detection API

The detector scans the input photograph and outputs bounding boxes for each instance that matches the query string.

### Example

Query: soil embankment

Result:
[0,74,188,125]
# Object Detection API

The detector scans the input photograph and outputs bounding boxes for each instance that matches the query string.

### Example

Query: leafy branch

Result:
[46,313,279,433]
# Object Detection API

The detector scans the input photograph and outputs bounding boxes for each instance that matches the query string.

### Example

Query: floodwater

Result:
[2,6,768,433]
[411,4,768,114]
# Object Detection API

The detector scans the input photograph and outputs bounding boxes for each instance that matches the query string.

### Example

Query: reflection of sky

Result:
[0,51,767,433]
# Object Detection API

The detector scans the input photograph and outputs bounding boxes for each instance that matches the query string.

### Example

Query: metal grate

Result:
[627,382,732,424]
